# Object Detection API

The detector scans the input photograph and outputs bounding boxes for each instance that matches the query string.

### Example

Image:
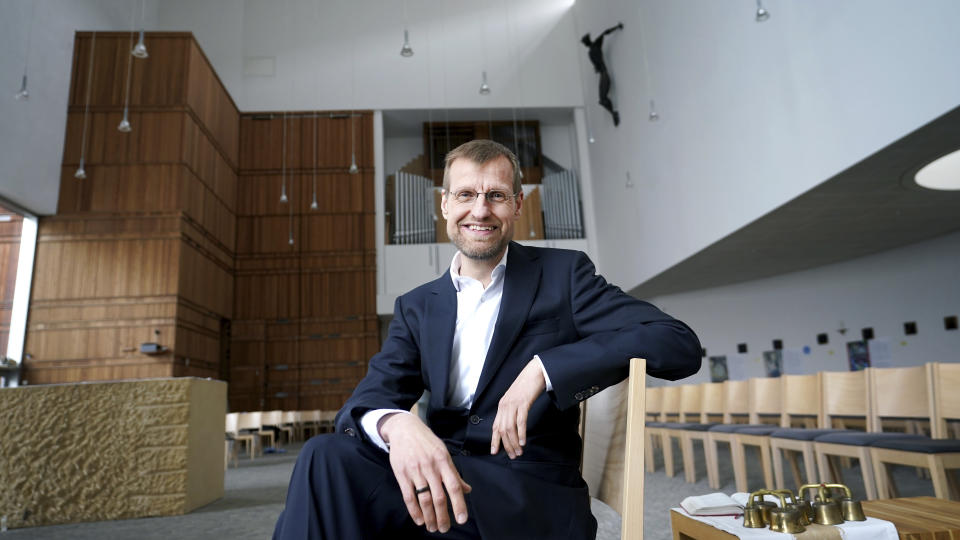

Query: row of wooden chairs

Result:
[225,410,337,466]
[646,362,960,500]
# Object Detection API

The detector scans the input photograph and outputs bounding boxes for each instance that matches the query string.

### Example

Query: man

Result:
[273,140,701,539]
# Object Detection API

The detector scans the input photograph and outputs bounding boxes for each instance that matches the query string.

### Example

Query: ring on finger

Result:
[415,486,430,496]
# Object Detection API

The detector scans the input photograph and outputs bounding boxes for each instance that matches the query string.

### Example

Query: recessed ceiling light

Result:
[915,148,960,190]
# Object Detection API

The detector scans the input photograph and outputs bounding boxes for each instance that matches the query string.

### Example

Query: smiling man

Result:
[273,140,702,539]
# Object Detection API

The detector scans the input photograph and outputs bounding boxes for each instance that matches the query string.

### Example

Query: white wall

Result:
[157,0,584,112]
[0,0,160,215]
[572,0,960,289]
[384,136,423,176]
[646,230,960,385]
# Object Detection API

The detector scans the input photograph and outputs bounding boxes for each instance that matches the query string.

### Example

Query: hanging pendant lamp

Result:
[479,71,491,95]
[76,32,96,179]
[755,0,771,22]
[400,29,414,57]
[348,112,359,174]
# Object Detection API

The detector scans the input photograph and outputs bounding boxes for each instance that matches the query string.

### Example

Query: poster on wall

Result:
[708,356,729,383]
[763,350,783,377]
[846,340,871,371]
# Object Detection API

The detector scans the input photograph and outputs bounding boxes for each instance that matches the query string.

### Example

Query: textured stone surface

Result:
[0,378,225,528]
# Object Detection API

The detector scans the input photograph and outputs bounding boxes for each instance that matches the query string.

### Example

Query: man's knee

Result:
[299,433,385,470]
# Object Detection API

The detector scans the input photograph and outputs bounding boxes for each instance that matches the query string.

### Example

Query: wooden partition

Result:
[25,32,377,413]
[232,112,377,412]
[25,32,238,384]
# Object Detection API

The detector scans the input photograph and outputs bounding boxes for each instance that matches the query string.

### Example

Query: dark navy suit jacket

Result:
[336,242,701,538]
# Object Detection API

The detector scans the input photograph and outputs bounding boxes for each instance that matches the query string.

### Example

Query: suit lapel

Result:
[425,274,457,406]
[473,243,541,404]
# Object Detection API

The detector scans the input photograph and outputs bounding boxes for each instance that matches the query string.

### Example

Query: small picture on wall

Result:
[709,356,729,383]
[763,350,783,378]
[846,340,871,371]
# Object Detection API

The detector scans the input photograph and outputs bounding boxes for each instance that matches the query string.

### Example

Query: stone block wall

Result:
[0,377,226,528]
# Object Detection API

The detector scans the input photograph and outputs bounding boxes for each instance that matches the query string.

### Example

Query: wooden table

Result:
[861,497,960,540]
[671,497,960,540]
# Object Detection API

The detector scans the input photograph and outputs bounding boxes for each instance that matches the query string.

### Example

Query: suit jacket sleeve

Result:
[334,296,424,441]
[539,251,701,411]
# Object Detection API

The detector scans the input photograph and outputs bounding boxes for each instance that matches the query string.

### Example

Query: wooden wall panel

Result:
[239,112,373,171]
[185,41,239,167]
[0,212,23,359]
[233,272,301,321]
[69,33,189,108]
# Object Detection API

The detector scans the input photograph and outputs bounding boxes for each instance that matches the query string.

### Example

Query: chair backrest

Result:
[281,411,299,424]
[645,386,663,421]
[700,382,725,423]
[931,362,960,439]
[660,385,682,422]
[820,369,868,429]
[261,410,283,426]
[678,384,703,422]
[780,373,821,427]
[225,412,239,435]
[621,358,646,540]
[237,411,262,431]
[749,377,783,424]
[723,379,750,423]
[869,365,932,432]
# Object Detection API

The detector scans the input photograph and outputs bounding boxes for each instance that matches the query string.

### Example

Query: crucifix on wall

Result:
[581,22,624,126]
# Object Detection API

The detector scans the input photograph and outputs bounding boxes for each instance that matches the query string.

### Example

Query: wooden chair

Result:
[226,413,256,459]
[238,411,274,452]
[300,410,322,438]
[646,385,681,475]
[621,358,646,539]
[282,410,302,442]
[727,377,784,492]
[769,373,835,490]
[870,363,960,500]
[681,382,724,486]
[662,383,712,483]
[643,386,664,474]
[706,379,750,489]
[225,412,256,462]
[932,362,960,439]
[814,367,928,500]
[262,410,291,446]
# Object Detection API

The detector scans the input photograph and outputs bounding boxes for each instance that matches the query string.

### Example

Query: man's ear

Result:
[514,190,524,216]
[440,189,449,219]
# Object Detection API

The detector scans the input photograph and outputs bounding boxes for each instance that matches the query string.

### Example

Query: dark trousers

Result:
[272,434,482,540]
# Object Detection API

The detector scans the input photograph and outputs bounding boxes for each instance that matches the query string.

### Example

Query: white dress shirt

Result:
[360,247,552,451]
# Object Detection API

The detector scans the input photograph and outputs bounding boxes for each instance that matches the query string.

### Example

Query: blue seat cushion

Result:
[870,437,960,453]
[645,421,667,427]
[736,426,779,436]
[661,422,719,431]
[814,431,928,446]
[708,423,772,433]
[770,428,850,441]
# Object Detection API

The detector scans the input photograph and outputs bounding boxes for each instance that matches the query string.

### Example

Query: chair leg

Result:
[664,433,676,478]
[927,455,952,500]
[759,443,774,490]
[802,445,818,487]
[731,439,748,493]
[786,450,804,490]
[682,433,696,483]
[706,436,721,490]
[644,429,656,473]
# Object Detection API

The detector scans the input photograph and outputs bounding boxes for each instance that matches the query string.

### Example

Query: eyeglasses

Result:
[447,189,519,205]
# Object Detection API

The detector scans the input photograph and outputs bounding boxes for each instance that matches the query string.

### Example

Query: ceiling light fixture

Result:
[311,111,319,210]
[14,2,35,100]
[76,32,97,180]
[648,99,659,122]
[118,15,136,133]
[280,111,289,203]
[479,71,491,96]
[400,29,414,58]
[915,149,960,191]
[755,0,770,22]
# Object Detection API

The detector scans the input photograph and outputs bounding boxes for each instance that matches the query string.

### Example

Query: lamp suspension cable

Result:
[75,32,96,180]
[311,111,319,209]
[15,1,35,100]
[569,0,595,143]
[281,110,289,203]
[119,4,137,133]
[400,0,413,57]
[348,6,359,175]
[479,5,491,96]
[132,0,149,58]
[637,8,658,122]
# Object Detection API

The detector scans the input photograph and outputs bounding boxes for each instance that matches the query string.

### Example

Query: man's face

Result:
[440,156,523,262]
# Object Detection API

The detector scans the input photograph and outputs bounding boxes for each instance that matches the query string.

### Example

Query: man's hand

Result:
[379,412,472,534]
[490,358,546,459]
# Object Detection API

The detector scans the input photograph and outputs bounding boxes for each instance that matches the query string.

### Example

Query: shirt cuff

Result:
[360,408,410,452]
[533,354,554,392]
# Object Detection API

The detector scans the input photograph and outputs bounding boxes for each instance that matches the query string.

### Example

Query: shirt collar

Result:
[449,246,509,292]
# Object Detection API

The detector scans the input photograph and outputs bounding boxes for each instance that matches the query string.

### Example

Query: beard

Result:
[450,227,511,261]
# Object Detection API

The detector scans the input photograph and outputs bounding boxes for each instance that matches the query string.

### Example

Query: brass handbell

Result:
[811,484,844,525]
[823,483,866,521]
[742,490,772,528]
[774,489,809,526]
[768,492,806,534]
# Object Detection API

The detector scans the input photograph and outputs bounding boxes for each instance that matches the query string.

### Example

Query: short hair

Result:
[442,139,522,194]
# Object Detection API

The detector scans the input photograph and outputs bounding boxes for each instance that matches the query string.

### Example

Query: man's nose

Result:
[469,195,493,217]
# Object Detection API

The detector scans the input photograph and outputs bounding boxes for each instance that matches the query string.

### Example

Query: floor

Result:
[4,437,940,539]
